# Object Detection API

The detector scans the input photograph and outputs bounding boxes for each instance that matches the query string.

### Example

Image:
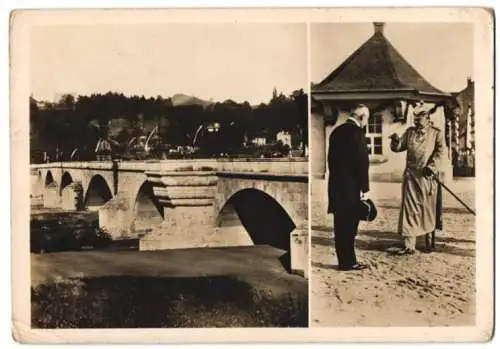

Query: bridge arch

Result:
[216,188,296,251]
[60,171,73,194]
[45,170,55,187]
[84,174,113,210]
[132,181,164,232]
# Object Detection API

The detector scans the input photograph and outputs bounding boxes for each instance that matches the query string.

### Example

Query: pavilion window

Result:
[365,113,383,155]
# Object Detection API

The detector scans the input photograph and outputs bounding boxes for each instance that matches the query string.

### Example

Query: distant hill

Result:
[170,93,213,108]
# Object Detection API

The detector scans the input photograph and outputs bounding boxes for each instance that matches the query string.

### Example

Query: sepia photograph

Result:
[310,22,479,327]
[9,7,494,344]
[27,21,309,328]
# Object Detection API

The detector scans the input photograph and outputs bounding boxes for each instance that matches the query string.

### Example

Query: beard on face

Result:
[414,115,429,128]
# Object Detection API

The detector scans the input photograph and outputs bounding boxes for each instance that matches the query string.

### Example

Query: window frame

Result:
[365,113,383,156]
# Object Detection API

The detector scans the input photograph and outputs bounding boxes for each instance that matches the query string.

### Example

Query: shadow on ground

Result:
[311,262,338,270]
[376,204,474,215]
[312,229,475,258]
[279,251,291,273]
[31,275,308,328]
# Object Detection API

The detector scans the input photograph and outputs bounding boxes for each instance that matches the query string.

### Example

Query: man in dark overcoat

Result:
[327,104,370,271]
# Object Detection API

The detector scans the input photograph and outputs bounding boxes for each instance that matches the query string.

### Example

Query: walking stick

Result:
[432,174,476,216]
[425,171,475,252]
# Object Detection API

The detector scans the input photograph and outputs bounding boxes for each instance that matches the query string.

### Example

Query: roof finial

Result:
[374,22,385,35]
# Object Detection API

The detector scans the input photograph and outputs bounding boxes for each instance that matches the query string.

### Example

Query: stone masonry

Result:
[31,159,309,277]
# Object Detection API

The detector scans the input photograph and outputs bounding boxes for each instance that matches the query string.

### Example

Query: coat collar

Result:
[416,122,431,135]
[346,117,361,128]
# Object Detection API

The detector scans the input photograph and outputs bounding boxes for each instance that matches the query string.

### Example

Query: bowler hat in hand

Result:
[359,198,377,221]
[389,133,400,141]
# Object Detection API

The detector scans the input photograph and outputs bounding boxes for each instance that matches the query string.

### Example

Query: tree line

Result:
[30,89,308,162]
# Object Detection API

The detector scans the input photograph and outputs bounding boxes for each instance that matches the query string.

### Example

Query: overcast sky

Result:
[30,23,307,104]
[311,22,473,93]
[31,22,473,103]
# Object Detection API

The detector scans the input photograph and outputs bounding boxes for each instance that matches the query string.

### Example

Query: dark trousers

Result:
[333,209,360,269]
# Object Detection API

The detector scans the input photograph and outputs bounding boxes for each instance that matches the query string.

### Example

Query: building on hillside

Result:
[251,137,267,146]
[35,101,53,110]
[311,22,455,182]
[276,130,292,148]
[95,138,112,161]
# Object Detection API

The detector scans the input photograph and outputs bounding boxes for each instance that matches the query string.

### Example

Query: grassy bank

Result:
[32,275,308,328]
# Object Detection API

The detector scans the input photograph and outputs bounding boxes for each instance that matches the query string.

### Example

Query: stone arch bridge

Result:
[31,159,309,276]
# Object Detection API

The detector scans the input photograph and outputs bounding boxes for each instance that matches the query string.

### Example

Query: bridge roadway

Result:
[30,158,309,278]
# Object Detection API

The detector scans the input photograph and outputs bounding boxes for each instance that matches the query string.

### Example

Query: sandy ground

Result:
[311,179,476,327]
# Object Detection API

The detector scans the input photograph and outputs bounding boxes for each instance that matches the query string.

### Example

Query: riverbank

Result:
[31,245,308,328]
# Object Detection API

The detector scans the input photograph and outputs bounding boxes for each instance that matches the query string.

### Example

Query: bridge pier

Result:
[43,183,61,209]
[60,182,84,211]
[139,206,217,250]
[139,171,220,250]
[290,227,309,279]
[98,193,139,239]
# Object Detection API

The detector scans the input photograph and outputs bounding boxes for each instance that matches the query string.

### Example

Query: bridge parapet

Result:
[31,157,308,176]
[216,158,308,175]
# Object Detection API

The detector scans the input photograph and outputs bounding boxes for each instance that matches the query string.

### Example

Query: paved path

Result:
[32,245,307,297]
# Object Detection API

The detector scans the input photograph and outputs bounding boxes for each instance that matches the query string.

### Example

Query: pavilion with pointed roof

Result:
[311,22,454,182]
[313,23,450,102]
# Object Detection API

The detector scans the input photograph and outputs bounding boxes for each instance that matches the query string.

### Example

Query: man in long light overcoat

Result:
[390,102,444,255]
